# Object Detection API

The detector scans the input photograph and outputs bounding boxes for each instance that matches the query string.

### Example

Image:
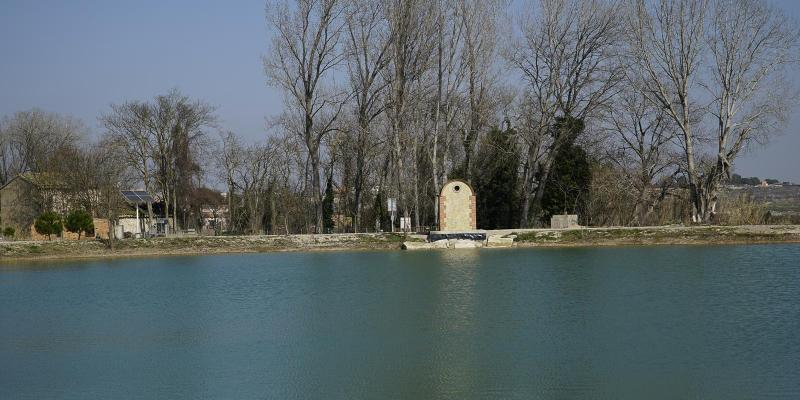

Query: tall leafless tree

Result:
[628,0,797,222]
[508,0,622,226]
[216,130,243,231]
[343,0,392,232]
[0,109,83,185]
[606,88,678,225]
[627,0,709,222]
[458,0,501,180]
[383,0,436,226]
[701,0,799,219]
[101,101,156,225]
[265,0,347,233]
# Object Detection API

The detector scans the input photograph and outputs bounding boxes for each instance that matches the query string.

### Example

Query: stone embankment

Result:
[401,235,514,249]
[402,225,800,250]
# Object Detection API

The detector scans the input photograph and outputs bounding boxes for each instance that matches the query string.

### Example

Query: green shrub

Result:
[2,227,14,238]
[65,209,94,239]
[34,212,63,240]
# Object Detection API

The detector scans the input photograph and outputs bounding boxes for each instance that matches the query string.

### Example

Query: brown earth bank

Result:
[0,233,412,263]
[1,225,799,263]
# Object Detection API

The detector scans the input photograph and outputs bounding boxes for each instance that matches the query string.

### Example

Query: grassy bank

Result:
[0,233,410,263]
[512,225,800,247]
[2,225,799,263]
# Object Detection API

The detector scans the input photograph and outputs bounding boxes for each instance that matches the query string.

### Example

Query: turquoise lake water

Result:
[1,244,799,399]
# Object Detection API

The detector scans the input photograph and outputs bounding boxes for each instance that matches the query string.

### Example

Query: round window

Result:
[453,185,461,192]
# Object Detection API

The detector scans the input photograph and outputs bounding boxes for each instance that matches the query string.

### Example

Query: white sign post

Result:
[387,198,397,233]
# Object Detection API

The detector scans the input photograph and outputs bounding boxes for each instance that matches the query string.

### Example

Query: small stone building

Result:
[437,180,477,231]
[0,173,111,240]
[0,173,64,238]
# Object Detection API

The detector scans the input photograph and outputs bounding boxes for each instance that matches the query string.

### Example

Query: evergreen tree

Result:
[372,191,389,232]
[540,141,591,225]
[34,211,63,240]
[322,175,335,233]
[65,209,94,239]
[472,123,520,229]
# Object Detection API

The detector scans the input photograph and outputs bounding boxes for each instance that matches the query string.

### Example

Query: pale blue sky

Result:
[1,0,798,181]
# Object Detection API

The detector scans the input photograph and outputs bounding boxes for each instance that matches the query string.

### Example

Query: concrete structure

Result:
[402,238,484,249]
[437,180,476,231]
[550,214,580,229]
[486,236,514,248]
[118,217,144,238]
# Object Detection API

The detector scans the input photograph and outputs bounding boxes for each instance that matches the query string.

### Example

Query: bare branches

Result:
[508,0,622,226]
[265,0,347,233]
[509,0,622,120]
[707,0,799,174]
[0,109,84,185]
[627,0,798,222]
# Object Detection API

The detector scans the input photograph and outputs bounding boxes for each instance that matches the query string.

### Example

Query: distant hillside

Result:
[722,185,800,213]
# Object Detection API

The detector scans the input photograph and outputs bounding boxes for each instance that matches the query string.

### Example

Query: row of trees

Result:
[0,91,220,237]
[33,210,94,241]
[254,0,798,231]
[2,0,796,235]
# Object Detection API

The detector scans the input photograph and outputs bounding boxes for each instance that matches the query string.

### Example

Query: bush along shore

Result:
[1,225,800,262]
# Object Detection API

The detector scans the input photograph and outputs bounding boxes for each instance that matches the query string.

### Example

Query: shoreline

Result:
[2,225,799,264]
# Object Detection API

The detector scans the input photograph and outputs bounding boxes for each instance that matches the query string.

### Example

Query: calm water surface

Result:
[1,245,799,399]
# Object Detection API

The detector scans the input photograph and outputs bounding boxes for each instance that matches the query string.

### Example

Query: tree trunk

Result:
[172,188,178,233]
[163,187,171,236]
[267,191,275,235]
[227,178,234,233]
[392,116,404,226]
[519,156,533,227]
[353,119,368,233]
[530,152,556,226]
[310,148,323,234]
[412,133,420,232]
[107,188,115,251]
[432,1,443,228]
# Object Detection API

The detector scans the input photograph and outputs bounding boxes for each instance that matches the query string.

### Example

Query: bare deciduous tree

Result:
[343,0,392,232]
[265,0,347,233]
[216,131,243,231]
[458,0,501,180]
[628,0,709,222]
[384,0,436,225]
[0,109,83,185]
[606,89,678,225]
[629,0,797,222]
[101,101,156,225]
[508,0,621,226]
[701,0,799,219]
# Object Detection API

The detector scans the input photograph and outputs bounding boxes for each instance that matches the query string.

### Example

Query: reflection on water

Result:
[430,250,480,398]
[1,245,800,399]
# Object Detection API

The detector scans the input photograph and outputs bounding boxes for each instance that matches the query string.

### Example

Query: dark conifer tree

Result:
[540,140,591,225]
[322,175,335,233]
[472,122,520,229]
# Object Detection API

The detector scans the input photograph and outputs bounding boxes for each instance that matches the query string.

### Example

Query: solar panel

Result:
[134,190,154,203]
[120,190,154,204]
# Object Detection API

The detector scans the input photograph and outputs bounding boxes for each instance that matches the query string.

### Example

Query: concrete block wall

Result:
[550,214,579,229]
